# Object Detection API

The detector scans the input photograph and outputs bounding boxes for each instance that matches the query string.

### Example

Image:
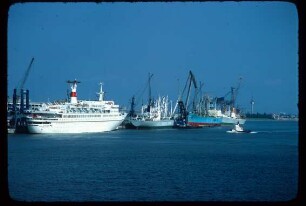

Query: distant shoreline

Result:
[246,118,298,121]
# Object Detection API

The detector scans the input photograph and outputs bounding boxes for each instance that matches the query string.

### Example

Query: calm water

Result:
[8,120,298,202]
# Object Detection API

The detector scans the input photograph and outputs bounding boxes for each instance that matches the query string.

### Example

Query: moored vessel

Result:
[221,114,246,125]
[174,70,222,128]
[208,107,246,125]
[129,96,174,129]
[126,73,174,129]
[26,80,127,134]
[211,78,246,125]
[186,113,221,127]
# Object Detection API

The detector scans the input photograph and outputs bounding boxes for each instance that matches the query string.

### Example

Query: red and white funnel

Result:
[67,79,81,104]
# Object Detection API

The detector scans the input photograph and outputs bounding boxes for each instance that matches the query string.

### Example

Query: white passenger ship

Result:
[26,80,127,134]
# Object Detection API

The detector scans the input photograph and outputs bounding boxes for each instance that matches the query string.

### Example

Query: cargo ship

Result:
[174,70,222,128]
[209,78,246,125]
[128,96,174,128]
[126,73,174,129]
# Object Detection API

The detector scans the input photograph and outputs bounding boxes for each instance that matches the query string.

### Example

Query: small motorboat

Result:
[226,122,254,133]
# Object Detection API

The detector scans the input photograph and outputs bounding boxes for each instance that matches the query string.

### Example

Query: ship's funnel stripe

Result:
[71,92,77,97]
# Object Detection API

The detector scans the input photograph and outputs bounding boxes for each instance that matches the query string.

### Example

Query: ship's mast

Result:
[97,82,105,101]
[147,73,154,112]
[67,79,81,104]
[129,96,136,117]
[230,86,235,110]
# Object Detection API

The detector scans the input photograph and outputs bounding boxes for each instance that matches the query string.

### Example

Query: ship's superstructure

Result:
[211,79,246,125]
[26,80,127,133]
[129,95,174,128]
[126,73,174,128]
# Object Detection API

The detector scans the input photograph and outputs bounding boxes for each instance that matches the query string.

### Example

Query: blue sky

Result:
[7,2,298,114]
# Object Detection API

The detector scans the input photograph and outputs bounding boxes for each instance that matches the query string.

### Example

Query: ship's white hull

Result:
[130,119,174,128]
[7,128,16,134]
[221,116,246,125]
[27,116,126,134]
[25,80,127,134]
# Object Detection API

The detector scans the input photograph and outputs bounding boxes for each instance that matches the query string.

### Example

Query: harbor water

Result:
[8,120,298,202]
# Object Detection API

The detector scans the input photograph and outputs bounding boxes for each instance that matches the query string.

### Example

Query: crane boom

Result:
[17,57,34,90]
[231,77,243,107]
[234,77,243,102]
[190,70,197,89]
[185,70,198,108]
[176,70,198,126]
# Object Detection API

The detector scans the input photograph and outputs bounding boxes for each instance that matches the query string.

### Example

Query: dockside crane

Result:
[176,70,198,125]
[12,57,35,113]
[17,57,35,91]
[9,57,35,132]
[230,77,243,109]
[182,70,197,109]
[217,77,243,110]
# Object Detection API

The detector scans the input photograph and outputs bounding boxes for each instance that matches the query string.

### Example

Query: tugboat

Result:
[227,122,253,133]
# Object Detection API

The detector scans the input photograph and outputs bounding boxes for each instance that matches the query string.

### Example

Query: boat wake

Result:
[226,129,258,134]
